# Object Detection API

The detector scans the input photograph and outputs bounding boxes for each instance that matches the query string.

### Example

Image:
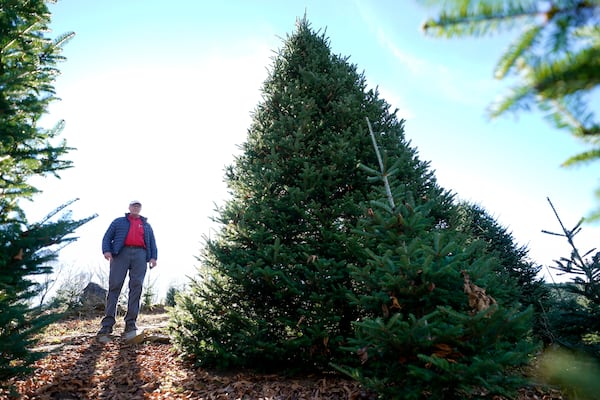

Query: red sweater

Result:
[124,215,146,247]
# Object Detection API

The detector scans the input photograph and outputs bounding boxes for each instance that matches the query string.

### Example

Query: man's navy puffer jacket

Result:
[102,213,158,262]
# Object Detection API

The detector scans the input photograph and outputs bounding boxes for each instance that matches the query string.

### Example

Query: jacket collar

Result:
[125,212,147,222]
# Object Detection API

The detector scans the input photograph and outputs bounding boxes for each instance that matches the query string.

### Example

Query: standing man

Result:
[98,200,158,337]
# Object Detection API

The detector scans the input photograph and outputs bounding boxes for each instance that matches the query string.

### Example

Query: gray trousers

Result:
[101,247,147,329]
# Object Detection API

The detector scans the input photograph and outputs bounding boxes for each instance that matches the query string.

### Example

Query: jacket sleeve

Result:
[146,224,158,260]
[102,220,116,254]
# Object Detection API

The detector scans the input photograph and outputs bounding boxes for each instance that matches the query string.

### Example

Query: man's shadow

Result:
[39,334,110,399]
[99,335,144,398]
[36,332,146,399]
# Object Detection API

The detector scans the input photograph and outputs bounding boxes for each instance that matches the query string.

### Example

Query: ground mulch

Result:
[0,309,566,399]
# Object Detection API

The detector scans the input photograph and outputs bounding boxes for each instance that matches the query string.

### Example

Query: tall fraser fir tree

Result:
[170,17,455,370]
[0,0,94,381]
[336,142,538,399]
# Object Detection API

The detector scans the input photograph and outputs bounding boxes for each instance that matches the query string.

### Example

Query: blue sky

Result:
[28,0,599,299]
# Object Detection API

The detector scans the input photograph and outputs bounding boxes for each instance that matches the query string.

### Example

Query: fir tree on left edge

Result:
[0,0,95,383]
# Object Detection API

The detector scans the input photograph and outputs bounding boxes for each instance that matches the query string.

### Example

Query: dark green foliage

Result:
[0,0,74,205]
[541,198,600,356]
[452,201,551,341]
[165,286,179,307]
[0,0,94,382]
[543,283,600,353]
[0,201,93,381]
[170,17,454,371]
[337,161,538,399]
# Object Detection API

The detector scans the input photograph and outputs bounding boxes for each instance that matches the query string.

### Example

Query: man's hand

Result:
[103,252,113,261]
[149,259,157,269]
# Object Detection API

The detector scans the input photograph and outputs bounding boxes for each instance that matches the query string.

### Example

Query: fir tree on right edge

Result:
[336,122,538,399]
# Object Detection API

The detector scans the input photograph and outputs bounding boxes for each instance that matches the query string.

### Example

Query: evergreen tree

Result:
[0,0,94,381]
[542,198,600,356]
[170,17,454,371]
[165,285,179,307]
[336,138,538,399]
